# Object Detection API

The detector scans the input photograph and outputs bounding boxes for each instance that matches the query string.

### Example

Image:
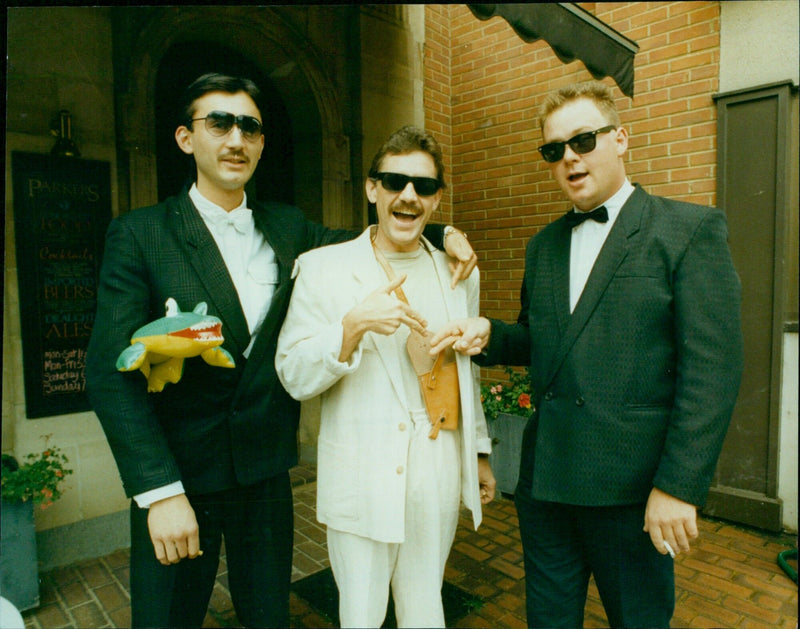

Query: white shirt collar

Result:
[189,183,248,220]
[576,179,635,222]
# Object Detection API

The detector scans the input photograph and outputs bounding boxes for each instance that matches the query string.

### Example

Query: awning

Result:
[468,3,639,97]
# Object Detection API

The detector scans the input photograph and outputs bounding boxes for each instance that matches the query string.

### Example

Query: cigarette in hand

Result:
[663,541,676,558]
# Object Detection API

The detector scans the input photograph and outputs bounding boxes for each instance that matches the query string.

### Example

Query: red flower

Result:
[517,393,531,409]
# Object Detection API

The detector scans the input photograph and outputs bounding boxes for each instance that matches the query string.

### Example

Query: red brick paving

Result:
[20,466,797,628]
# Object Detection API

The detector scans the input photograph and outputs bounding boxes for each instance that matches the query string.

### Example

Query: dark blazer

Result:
[86,191,352,497]
[480,185,743,507]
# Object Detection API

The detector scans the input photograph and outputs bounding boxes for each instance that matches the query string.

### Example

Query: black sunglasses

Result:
[191,111,263,141]
[371,172,441,196]
[538,125,616,163]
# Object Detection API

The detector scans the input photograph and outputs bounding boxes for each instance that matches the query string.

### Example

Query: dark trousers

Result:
[514,491,674,628]
[129,472,294,628]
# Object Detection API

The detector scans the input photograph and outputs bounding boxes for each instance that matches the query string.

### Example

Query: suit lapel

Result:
[252,201,295,293]
[545,190,645,385]
[352,230,413,413]
[169,194,251,353]
[239,202,298,369]
[550,222,573,338]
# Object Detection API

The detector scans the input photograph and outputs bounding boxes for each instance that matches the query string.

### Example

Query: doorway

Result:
[704,81,795,531]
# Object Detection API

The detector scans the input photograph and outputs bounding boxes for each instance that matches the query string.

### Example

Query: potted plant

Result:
[481,366,534,423]
[481,367,533,495]
[1,437,73,611]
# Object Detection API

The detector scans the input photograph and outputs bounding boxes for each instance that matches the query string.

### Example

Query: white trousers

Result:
[327,409,461,628]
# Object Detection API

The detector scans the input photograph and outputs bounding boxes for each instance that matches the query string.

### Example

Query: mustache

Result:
[390,201,422,213]
[219,151,248,162]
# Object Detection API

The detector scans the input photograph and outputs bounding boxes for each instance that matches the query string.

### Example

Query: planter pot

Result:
[488,412,528,495]
[0,499,40,611]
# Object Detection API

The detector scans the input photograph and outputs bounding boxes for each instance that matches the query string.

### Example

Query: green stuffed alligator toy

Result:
[116,298,235,392]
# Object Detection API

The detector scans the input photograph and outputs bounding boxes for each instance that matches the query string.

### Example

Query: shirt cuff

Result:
[323,321,363,374]
[133,481,185,509]
[476,437,493,454]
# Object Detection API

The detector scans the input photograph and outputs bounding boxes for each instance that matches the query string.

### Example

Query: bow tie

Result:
[565,206,608,228]
[214,208,254,236]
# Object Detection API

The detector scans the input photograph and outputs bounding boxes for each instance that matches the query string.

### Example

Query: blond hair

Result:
[539,81,621,132]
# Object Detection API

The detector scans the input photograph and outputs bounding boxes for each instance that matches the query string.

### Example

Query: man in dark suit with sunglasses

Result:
[431,80,743,627]
[86,73,476,628]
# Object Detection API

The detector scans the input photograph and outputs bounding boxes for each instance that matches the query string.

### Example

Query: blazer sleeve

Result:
[466,270,492,454]
[85,217,182,497]
[654,208,743,505]
[301,217,356,250]
[275,253,361,401]
[476,266,532,368]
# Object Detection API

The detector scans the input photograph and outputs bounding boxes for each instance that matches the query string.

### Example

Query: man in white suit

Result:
[276,126,496,628]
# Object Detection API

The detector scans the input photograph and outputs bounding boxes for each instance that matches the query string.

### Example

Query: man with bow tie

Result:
[86,73,476,628]
[431,81,743,628]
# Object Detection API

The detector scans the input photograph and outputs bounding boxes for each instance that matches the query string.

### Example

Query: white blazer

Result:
[276,228,491,543]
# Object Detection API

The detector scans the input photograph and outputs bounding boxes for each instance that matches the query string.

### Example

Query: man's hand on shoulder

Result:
[443,227,477,288]
[147,493,201,565]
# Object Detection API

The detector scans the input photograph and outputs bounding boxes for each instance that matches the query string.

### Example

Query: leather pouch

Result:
[403,310,460,439]
[419,353,459,438]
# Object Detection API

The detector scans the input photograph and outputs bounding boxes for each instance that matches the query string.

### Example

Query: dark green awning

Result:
[468,3,639,97]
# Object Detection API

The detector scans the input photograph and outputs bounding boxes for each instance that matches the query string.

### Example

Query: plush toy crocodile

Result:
[116,298,235,392]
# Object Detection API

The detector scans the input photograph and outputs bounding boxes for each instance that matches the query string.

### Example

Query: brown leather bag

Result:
[405,328,460,439]
[373,241,460,439]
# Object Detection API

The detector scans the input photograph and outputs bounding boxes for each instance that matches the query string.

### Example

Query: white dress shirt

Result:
[569,180,635,312]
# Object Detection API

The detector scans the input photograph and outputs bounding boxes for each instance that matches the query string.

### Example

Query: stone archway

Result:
[117,6,353,227]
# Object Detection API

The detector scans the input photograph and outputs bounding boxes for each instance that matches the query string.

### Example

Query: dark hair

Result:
[178,73,262,127]
[368,125,446,190]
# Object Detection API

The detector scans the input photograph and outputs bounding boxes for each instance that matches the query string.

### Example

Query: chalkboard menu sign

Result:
[12,152,111,418]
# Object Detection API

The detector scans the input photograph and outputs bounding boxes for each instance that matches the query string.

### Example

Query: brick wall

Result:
[422,4,455,224]
[424,2,721,331]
